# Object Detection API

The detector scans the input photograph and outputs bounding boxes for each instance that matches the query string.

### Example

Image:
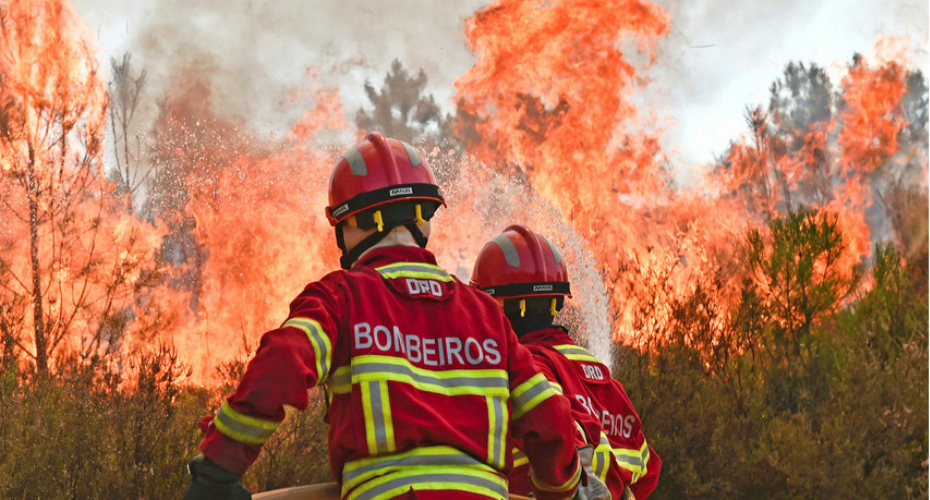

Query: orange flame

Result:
[2,0,924,381]
[0,0,169,373]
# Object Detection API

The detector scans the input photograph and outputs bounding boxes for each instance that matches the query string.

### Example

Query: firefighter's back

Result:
[325,247,517,500]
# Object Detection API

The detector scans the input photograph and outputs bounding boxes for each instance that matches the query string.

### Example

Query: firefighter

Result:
[183,133,583,500]
[471,225,662,500]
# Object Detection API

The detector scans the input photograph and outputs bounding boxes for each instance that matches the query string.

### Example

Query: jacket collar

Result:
[518,326,575,345]
[353,245,439,270]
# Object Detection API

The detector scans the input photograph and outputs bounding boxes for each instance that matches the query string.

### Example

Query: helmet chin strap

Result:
[336,222,429,270]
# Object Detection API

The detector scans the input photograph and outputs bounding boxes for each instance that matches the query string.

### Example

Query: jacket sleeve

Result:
[629,443,661,499]
[507,330,581,500]
[608,379,661,499]
[530,353,593,449]
[199,280,342,475]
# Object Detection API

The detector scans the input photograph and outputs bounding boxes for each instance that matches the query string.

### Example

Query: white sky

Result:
[73,0,929,185]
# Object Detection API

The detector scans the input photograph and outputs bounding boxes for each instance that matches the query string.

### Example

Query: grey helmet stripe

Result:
[342,146,368,176]
[400,141,422,167]
[543,236,562,265]
[490,234,521,267]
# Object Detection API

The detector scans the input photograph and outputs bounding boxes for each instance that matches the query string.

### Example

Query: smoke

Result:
[74,0,488,133]
[640,0,929,184]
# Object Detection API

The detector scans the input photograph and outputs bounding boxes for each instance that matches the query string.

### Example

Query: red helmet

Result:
[471,225,571,299]
[326,132,445,226]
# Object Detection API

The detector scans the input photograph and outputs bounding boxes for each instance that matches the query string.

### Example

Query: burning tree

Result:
[108,53,148,211]
[716,49,928,263]
[0,0,164,375]
[356,59,457,147]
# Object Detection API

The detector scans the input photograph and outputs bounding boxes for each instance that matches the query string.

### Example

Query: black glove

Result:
[183,455,252,500]
[572,445,610,500]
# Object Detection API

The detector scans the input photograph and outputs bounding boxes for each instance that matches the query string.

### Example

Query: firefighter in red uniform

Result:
[471,225,662,500]
[182,134,584,500]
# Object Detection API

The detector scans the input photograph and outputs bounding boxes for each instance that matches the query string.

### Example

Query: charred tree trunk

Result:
[26,144,47,375]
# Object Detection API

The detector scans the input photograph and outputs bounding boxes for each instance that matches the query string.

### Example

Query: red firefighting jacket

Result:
[508,327,661,499]
[198,246,581,500]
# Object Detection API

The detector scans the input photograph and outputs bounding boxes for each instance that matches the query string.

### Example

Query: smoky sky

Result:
[76,0,488,131]
[648,0,928,183]
[75,0,927,176]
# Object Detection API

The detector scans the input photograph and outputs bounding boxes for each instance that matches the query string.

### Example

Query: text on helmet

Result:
[332,204,349,217]
[389,187,414,197]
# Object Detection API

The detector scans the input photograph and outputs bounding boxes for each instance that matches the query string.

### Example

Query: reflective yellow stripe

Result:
[380,382,396,453]
[593,432,612,482]
[511,373,558,419]
[347,466,508,500]
[282,317,333,384]
[531,455,582,493]
[554,344,602,364]
[512,448,528,468]
[328,365,352,394]
[550,381,564,394]
[212,401,279,445]
[361,381,395,455]
[347,355,509,397]
[342,445,496,494]
[613,440,650,481]
[375,262,454,282]
[486,396,507,469]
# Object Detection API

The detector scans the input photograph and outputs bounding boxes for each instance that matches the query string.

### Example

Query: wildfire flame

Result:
[0,0,924,382]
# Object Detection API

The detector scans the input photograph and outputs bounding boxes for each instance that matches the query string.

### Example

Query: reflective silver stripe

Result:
[554,344,602,363]
[512,376,554,418]
[214,402,277,444]
[283,317,331,383]
[351,472,508,500]
[594,434,611,479]
[614,451,645,470]
[490,234,521,267]
[375,263,452,281]
[594,450,609,478]
[543,235,562,264]
[328,366,352,394]
[343,448,486,488]
[400,141,422,167]
[554,344,595,358]
[342,146,368,176]
[513,449,528,467]
[366,381,392,454]
[488,396,506,469]
[613,442,650,475]
[353,361,508,393]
